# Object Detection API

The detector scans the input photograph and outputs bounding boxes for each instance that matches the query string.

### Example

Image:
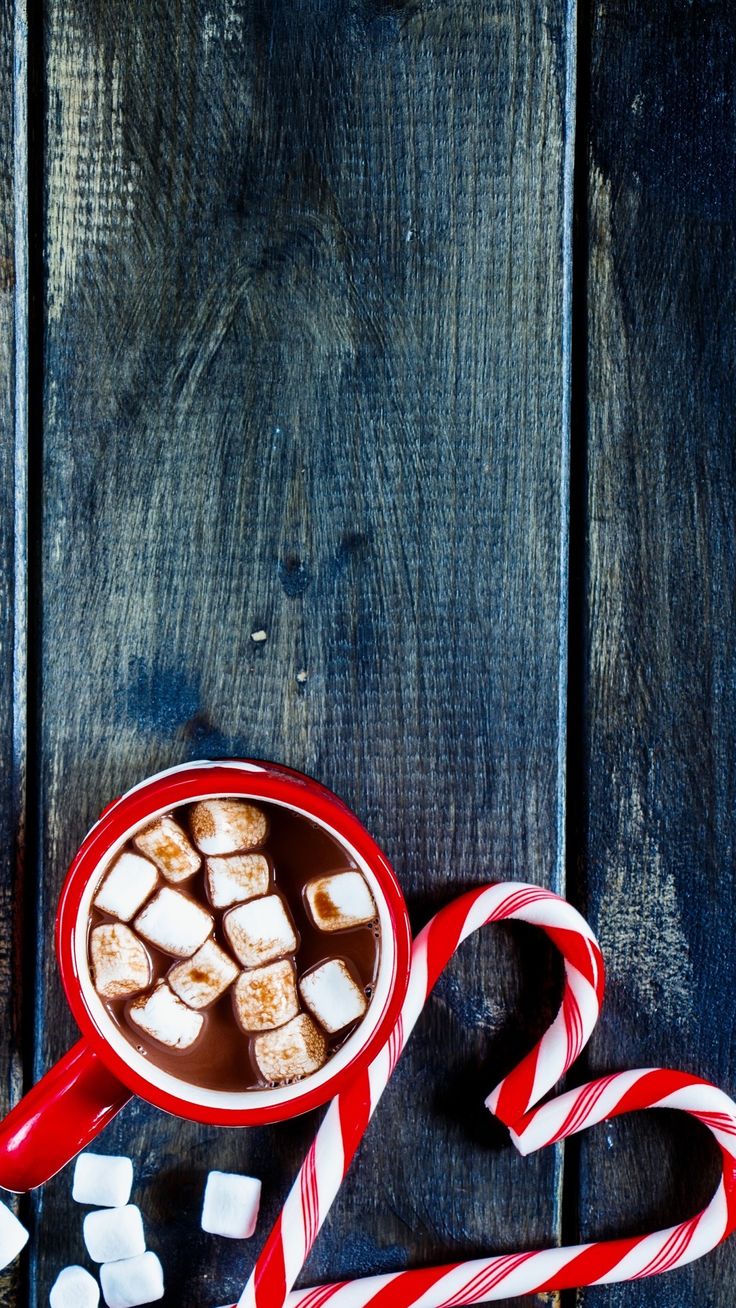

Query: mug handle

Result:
[0,1039,132,1192]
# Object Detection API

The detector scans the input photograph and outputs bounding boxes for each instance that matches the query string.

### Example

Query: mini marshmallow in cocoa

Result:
[206,852,270,909]
[299,958,368,1035]
[189,799,268,856]
[224,894,298,968]
[253,1013,328,1083]
[90,924,151,1000]
[233,959,299,1032]
[128,982,204,1050]
[94,851,158,923]
[305,871,377,932]
[168,938,238,1009]
[133,815,200,883]
[134,886,212,958]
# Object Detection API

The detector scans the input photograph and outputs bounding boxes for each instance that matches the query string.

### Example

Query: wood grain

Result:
[0,0,26,1304]
[27,2,573,1306]
[574,2,736,1304]
[0,8,20,1107]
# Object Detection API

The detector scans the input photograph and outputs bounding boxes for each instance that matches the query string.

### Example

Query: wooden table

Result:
[2,2,735,1305]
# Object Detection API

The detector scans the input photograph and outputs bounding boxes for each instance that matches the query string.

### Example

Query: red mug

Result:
[0,760,412,1192]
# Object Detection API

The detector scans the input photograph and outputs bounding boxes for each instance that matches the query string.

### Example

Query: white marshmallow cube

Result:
[253,1013,328,1084]
[128,983,204,1049]
[206,852,270,908]
[299,959,368,1034]
[233,959,299,1032]
[0,1199,28,1270]
[224,894,297,968]
[189,799,268,855]
[134,887,212,958]
[94,853,158,922]
[100,1252,164,1308]
[168,938,238,1009]
[73,1152,134,1207]
[90,925,151,999]
[83,1205,146,1264]
[201,1170,262,1239]
[133,816,201,883]
[305,871,376,932]
[49,1265,100,1308]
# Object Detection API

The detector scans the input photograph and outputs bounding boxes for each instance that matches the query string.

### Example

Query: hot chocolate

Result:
[87,799,380,1092]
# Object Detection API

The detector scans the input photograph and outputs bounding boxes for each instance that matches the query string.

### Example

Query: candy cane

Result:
[238,882,605,1308]
[270,1069,736,1307]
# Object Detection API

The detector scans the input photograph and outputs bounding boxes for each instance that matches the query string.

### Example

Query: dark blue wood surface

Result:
[1,3,735,1307]
[571,4,736,1304]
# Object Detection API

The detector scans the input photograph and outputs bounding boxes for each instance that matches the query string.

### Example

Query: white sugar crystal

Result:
[94,852,158,922]
[299,959,368,1034]
[253,1013,328,1084]
[205,852,270,909]
[201,1170,262,1239]
[83,1205,145,1264]
[0,1199,28,1270]
[224,894,297,968]
[100,1252,164,1308]
[134,887,212,957]
[128,983,204,1049]
[133,816,201,883]
[90,925,151,999]
[189,799,268,855]
[305,871,376,932]
[168,938,238,1009]
[49,1265,100,1308]
[73,1152,134,1207]
[233,959,299,1032]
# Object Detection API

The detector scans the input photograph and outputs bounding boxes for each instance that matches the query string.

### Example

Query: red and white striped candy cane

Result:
[271,1069,736,1307]
[238,882,605,1308]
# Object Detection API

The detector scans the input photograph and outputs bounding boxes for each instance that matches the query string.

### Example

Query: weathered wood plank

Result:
[31,3,572,1306]
[0,0,26,1304]
[576,2,736,1303]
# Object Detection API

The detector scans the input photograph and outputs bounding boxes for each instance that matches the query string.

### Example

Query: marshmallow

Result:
[134,887,212,957]
[305,871,376,932]
[205,852,270,909]
[0,1198,28,1270]
[90,924,151,999]
[168,938,238,1009]
[73,1152,134,1207]
[49,1265,100,1308]
[201,1170,262,1239]
[128,982,204,1050]
[253,1013,328,1084]
[83,1205,146,1264]
[133,815,200,883]
[100,1253,164,1308]
[224,894,298,968]
[94,852,158,922]
[299,959,368,1034]
[189,799,268,855]
[233,959,299,1032]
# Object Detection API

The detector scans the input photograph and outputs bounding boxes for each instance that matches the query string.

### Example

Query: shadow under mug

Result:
[0,759,412,1192]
